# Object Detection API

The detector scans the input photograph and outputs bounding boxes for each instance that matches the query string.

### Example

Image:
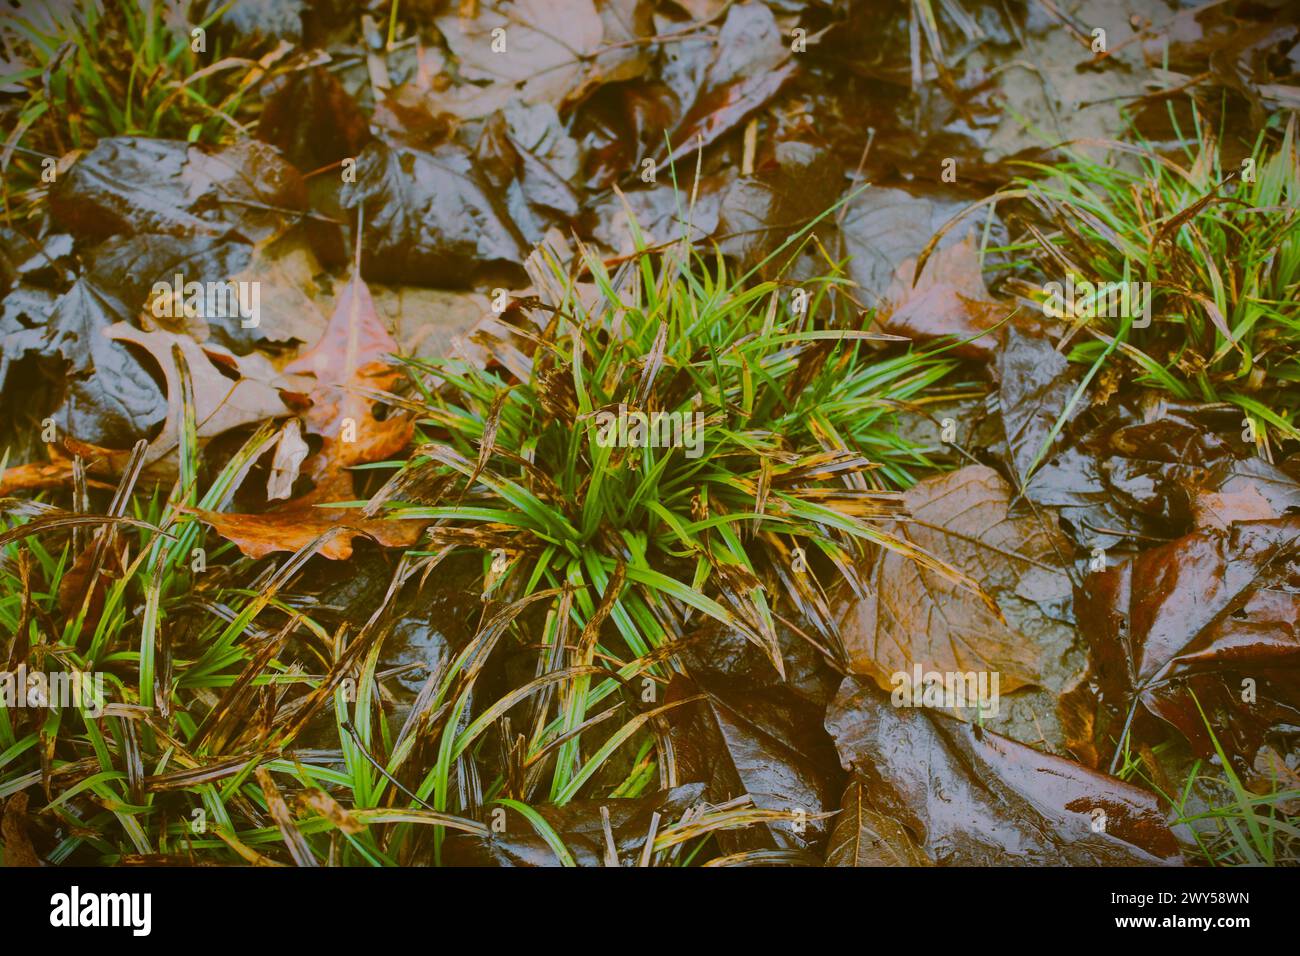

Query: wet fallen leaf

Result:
[877,234,1015,359]
[826,676,1185,865]
[258,65,372,170]
[56,528,126,625]
[49,276,167,446]
[190,270,420,560]
[51,137,305,243]
[220,0,306,42]
[666,673,843,854]
[1189,456,1300,531]
[475,102,583,244]
[281,271,412,498]
[266,417,310,501]
[190,505,425,561]
[996,329,1085,487]
[840,465,1071,697]
[716,141,841,271]
[0,459,80,496]
[1025,394,1256,548]
[590,177,727,254]
[661,2,797,168]
[435,0,651,111]
[108,323,292,460]
[824,781,931,867]
[342,140,528,285]
[1073,517,1300,774]
[842,186,1006,306]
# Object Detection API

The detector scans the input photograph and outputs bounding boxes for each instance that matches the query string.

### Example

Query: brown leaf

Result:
[1,792,42,867]
[1025,394,1261,549]
[283,271,413,498]
[1073,517,1300,774]
[56,531,125,625]
[826,676,1185,865]
[195,271,419,559]
[663,3,798,168]
[258,66,373,170]
[840,465,1071,698]
[108,323,291,459]
[878,235,1017,359]
[0,459,78,495]
[1189,456,1300,532]
[824,781,931,867]
[996,329,1085,486]
[188,505,425,561]
[51,323,292,483]
[666,673,843,855]
[265,417,310,502]
[435,0,651,111]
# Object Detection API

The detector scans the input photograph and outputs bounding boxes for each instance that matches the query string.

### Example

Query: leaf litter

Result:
[1,0,1298,869]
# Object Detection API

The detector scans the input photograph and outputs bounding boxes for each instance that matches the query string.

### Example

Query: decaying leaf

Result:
[824,781,931,867]
[435,0,651,111]
[1072,517,1300,775]
[663,3,797,165]
[258,65,373,170]
[190,270,421,560]
[1,792,42,867]
[190,506,425,561]
[266,417,310,501]
[342,140,528,286]
[108,323,292,458]
[1023,394,1276,549]
[842,186,1005,305]
[50,137,305,243]
[996,329,1085,487]
[666,674,843,854]
[280,271,413,499]
[826,676,1185,866]
[877,234,1014,359]
[840,465,1072,698]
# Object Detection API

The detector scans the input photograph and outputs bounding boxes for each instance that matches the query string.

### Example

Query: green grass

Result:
[1007,102,1300,458]
[1112,694,1300,866]
[359,197,977,847]
[0,0,269,219]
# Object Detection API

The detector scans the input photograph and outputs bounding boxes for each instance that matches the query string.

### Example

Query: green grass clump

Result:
[0,0,266,219]
[370,203,971,830]
[1010,106,1300,453]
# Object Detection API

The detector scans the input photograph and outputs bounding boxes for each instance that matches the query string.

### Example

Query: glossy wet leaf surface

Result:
[826,676,1185,866]
[1072,517,1300,774]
